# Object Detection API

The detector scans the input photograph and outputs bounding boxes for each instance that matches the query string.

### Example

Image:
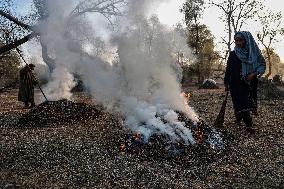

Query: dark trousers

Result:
[24,99,35,107]
[236,111,253,127]
[249,77,258,113]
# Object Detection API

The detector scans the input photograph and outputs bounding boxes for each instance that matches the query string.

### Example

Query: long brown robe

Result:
[18,66,36,103]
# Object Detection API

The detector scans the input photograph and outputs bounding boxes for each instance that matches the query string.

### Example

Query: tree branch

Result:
[0,10,33,30]
[0,32,39,54]
[210,1,228,13]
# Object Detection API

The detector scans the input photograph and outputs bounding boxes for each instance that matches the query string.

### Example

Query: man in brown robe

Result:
[18,64,37,108]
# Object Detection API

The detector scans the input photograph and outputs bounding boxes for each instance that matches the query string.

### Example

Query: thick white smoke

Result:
[44,66,76,101]
[39,0,199,144]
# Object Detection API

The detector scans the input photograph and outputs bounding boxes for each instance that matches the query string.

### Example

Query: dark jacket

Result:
[18,66,37,102]
[224,51,265,113]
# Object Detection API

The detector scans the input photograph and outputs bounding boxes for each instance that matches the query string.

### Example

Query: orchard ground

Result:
[0,87,283,188]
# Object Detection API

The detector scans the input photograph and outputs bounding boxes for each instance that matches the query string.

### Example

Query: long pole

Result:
[16,48,48,102]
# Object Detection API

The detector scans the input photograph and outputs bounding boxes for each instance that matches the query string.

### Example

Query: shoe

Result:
[251,106,257,113]
[235,119,241,124]
[234,119,242,126]
[24,103,30,109]
[246,127,255,134]
[252,110,258,117]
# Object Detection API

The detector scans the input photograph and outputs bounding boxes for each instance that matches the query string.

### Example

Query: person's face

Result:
[234,37,246,48]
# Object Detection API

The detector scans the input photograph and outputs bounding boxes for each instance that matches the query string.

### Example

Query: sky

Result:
[5,0,284,61]
[156,0,284,61]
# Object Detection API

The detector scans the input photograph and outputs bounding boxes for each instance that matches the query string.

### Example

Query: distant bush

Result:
[0,50,21,88]
[258,77,284,99]
[272,75,283,86]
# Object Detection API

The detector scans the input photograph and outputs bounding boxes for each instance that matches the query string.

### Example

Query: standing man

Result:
[18,64,37,108]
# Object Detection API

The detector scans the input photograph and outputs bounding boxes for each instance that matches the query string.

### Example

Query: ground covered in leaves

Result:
[0,88,283,188]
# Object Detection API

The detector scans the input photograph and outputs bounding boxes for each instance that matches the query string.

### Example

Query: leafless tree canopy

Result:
[70,0,125,19]
[257,10,284,78]
[0,0,127,72]
[210,0,262,60]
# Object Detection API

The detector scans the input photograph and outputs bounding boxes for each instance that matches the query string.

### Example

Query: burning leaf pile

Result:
[119,111,224,157]
[18,99,103,127]
[14,97,224,157]
[3,91,223,153]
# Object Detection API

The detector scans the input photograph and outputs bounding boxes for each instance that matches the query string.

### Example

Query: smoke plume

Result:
[39,0,199,144]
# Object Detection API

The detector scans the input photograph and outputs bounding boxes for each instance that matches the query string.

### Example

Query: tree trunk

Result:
[265,48,272,79]
[194,16,199,55]
[39,36,55,73]
[227,12,232,53]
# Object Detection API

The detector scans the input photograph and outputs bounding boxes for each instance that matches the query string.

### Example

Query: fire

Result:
[119,132,143,153]
[134,133,142,142]
[196,127,206,144]
[119,143,126,153]
[181,92,191,101]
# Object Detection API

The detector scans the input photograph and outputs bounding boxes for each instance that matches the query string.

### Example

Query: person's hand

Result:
[247,72,257,81]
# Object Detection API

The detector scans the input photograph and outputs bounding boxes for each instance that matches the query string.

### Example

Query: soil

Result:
[1,88,283,188]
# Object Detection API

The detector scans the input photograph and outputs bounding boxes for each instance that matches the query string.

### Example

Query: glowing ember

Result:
[195,127,206,144]
[134,133,142,142]
[119,143,126,153]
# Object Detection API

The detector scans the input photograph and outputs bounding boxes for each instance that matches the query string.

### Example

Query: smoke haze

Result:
[38,0,199,144]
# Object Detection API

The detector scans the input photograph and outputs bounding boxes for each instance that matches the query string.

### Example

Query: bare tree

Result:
[69,0,125,24]
[0,1,22,86]
[257,10,283,79]
[0,0,126,72]
[181,0,205,55]
[210,0,261,60]
[171,23,189,64]
[0,0,35,55]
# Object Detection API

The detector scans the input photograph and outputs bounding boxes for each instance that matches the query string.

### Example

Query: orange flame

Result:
[196,127,206,144]
[134,133,142,142]
[119,143,126,153]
